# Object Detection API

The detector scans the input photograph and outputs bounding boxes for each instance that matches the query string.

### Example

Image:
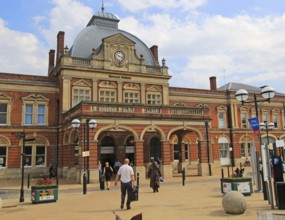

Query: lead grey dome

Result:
[69,11,158,66]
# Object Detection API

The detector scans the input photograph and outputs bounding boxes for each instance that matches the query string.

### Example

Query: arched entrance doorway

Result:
[150,137,161,160]
[125,136,135,165]
[100,136,115,167]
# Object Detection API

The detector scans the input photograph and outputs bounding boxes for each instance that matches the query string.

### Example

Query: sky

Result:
[1,0,285,93]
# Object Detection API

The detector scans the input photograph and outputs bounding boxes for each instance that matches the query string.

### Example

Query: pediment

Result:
[103,33,135,46]
[0,93,13,101]
[216,105,227,111]
[21,94,49,102]
[197,104,210,109]
[73,79,91,87]
[123,83,140,90]
[99,81,117,88]
[147,85,162,92]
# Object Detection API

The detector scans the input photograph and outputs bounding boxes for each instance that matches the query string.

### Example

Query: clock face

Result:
[114,51,125,62]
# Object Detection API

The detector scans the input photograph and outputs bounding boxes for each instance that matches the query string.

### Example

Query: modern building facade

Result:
[0,9,285,182]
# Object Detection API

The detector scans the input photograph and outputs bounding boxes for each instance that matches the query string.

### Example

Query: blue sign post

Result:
[248,117,260,135]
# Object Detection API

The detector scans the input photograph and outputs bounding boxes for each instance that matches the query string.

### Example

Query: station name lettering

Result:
[109,75,131,80]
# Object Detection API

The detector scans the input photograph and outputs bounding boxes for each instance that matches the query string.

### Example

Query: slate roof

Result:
[69,11,158,66]
[217,82,284,96]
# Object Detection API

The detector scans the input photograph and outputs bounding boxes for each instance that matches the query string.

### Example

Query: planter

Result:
[31,185,58,204]
[220,178,253,196]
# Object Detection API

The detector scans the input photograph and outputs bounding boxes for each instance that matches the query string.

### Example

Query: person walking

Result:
[98,161,105,190]
[148,157,161,192]
[103,162,113,190]
[114,158,136,210]
[113,159,121,174]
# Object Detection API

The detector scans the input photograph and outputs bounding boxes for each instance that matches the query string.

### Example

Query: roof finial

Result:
[101,0,105,13]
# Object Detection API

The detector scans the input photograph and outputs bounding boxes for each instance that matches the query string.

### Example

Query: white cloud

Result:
[1,0,285,92]
[117,0,207,12]
[119,11,285,91]
[0,19,47,75]
[37,0,93,49]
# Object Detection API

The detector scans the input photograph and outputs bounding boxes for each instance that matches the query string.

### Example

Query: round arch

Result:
[167,126,203,141]
[94,125,139,141]
[20,135,49,146]
[0,135,11,146]
[239,135,254,142]
[140,126,166,141]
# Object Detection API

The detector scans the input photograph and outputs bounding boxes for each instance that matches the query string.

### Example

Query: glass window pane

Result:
[24,146,32,167]
[0,147,7,168]
[26,104,33,113]
[36,146,45,166]
[0,103,7,124]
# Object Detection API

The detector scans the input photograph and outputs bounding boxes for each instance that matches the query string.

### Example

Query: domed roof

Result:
[69,11,158,66]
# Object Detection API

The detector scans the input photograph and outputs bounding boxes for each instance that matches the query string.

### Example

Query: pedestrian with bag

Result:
[148,157,161,192]
[114,158,136,210]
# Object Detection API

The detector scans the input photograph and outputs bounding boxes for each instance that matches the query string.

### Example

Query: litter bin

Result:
[275,182,285,210]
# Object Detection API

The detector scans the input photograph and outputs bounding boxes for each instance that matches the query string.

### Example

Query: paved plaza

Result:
[1,170,285,220]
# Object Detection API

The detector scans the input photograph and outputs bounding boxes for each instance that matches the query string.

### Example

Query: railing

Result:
[63,101,209,122]
[146,66,161,74]
[93,104,136,113]
[72,58,91,66]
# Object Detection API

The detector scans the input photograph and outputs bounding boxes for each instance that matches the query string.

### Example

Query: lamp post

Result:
[71,118,97,195]
[205,121,212,176]
[17,130,35,202]
[260,121,275,209]
[235,86,276,193]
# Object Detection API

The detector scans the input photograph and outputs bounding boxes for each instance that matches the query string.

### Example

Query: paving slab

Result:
[0,173,284,220]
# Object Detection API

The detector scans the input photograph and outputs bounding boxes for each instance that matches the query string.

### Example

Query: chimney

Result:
[56,31,65,63]
[150,45,159,64]
[48,49,55,74]
[209,76,217,91]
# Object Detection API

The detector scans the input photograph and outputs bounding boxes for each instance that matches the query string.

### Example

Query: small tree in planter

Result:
[31,175,58,204]
[220,167,253,196]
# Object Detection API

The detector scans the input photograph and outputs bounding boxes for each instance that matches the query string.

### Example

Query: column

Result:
[62,78,71,111]
[134,140,145,181]
[161,140,172,178]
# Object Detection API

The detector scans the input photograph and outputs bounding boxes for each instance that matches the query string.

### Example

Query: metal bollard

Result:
[83,173,87,195]
[27,174,30,189]
[182,168,185,186]
[136,173,140,188]
[227,166,230,177]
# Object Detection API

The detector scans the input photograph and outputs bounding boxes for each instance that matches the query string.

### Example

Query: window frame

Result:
[22,94,49,126]
[123,91,140,104]
[146,92,161,105]
[72,87,91,107]
[22,144,47,168]
[99,89,117,103]
[241,113,248,129]
[0,103,8,125]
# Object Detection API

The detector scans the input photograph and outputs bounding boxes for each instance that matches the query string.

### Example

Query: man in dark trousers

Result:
[114,158,136,210]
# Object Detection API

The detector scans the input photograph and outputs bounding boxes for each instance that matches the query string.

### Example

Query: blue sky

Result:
[1,0,285,93]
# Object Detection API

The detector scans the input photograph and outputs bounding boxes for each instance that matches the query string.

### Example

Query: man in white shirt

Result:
[114,158,136,210]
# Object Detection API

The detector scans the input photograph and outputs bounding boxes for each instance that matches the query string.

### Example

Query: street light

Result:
[235,86,276,193]
[71,118,97,194]
[16,130,35,202]
[260,121,275,209]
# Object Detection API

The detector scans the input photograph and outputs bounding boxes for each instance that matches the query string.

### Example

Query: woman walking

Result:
[103,162,113,190]
[148,158,161,192]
